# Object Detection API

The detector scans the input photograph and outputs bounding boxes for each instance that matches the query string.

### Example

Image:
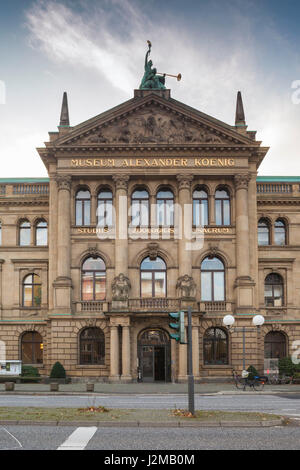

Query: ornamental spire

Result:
[235,91,246,127]
[59,91,70,127]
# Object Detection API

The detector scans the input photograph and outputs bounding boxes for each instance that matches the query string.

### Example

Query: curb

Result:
[0,390,298,396]
[0,419,284,427]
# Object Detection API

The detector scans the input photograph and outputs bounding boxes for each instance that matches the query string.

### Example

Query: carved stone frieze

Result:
[77,108,226,145]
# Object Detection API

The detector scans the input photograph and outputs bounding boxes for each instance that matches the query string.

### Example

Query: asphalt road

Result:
[1,393,300,418]
[1,425,300,450]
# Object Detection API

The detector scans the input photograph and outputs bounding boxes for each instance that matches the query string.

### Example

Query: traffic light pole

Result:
[187,306,195,415]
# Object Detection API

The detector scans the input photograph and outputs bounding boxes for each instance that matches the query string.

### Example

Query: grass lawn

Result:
[0,407,282,423]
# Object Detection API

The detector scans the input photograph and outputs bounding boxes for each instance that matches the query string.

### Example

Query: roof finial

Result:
[59,91,70,127]
[235,91,246,127]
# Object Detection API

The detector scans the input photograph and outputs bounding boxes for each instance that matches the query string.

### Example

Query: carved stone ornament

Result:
[55,175,72,192]
[112,175,129,191]
[208,243,219,258]
[112,273,131,301]
[86,318,97,327]
[177,174,193,191]
[79,108,226,145]
[271,323,283,331]
[234,173,251,190]
[176,275,196,299]
[147,242,159,260]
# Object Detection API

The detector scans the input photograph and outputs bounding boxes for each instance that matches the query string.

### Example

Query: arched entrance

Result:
[138,328,171,382]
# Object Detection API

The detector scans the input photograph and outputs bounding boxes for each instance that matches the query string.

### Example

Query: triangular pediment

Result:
[52,92,258,148]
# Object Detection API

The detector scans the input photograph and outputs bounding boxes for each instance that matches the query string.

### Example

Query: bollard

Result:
[86,383,94,392]
[5,382,15,391]
[50,382,59,392]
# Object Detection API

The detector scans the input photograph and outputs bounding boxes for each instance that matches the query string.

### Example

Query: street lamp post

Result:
[223,314,265,373]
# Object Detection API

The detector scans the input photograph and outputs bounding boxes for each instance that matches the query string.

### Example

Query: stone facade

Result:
[0,89,299,382]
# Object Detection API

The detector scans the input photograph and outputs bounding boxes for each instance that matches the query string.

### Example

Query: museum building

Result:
[0,86,299,382]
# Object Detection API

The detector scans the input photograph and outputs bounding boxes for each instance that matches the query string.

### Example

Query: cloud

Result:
[18,0,300,175]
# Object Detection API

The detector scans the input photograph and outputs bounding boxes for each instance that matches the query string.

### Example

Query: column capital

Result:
[234,173,251,190]
[176,174,193,191]
[112,174,130,191]
[55,175,72,192]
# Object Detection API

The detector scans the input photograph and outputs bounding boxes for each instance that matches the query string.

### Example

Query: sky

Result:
[1,0,300,177]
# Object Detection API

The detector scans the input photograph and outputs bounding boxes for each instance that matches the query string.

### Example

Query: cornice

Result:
[257,198,300,205]
[258,257,295,264]
[0,199,49,206]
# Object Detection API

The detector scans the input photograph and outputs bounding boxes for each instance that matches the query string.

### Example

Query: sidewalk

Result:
[1,381,300,394]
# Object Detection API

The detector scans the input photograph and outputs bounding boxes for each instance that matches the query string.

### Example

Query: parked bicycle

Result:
[232,370,265,391]
[267,373,292,385]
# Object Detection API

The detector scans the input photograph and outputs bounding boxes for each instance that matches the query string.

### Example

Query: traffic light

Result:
[169,311,185,343]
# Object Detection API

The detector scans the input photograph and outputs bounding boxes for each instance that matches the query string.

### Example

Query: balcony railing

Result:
[257,183,292,194]
[13,184,49,195]
[76,301,107,312]
[129,298,180,312]
[199,301,232,313]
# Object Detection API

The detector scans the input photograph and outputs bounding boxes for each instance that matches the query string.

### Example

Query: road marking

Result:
[57,427,97,450]
[0,427,23,450]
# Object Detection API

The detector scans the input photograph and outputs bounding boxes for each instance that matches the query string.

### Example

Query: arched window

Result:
[97,189,113,227]
[22,274,41,307]
[264,273,284,307]
[193,188,208,226]
[203,327,228,365]
[156,189,174,226]
[19,220,31,246]
[131,189,149,227]
[35,220,48,246]
[75,189,91,226]
[201,256,225,301]
[79,327,105,365]
[274,219,287,246]
[81,257,106,301]
[215,188,230,226]
[258,218,270,246]
[21,331,43,364]
[140,256,166,298]
[264,331,286,360]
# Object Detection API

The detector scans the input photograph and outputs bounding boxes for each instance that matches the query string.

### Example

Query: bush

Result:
[278,357,300,377]
[21,365,40,377]
[247,365,259,380]
[50,362,66,379]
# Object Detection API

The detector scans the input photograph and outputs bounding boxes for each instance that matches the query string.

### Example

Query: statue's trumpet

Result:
[157,72,182,81]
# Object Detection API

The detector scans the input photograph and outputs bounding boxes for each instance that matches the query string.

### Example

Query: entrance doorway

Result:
[138,329,171,382]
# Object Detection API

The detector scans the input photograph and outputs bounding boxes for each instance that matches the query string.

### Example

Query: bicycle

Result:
[267,373,292,385]
[232,370,265,391]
